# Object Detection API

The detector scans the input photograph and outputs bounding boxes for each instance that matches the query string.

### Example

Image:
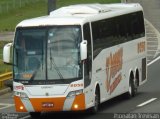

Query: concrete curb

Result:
[0,87,11,96]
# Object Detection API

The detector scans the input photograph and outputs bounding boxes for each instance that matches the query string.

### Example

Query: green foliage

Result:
[0,0,47,31]
[0,0,120,74]
[0,0,120,31]
[57,0,120,7]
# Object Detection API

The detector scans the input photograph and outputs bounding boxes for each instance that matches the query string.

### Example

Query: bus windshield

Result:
[13,26,82,82]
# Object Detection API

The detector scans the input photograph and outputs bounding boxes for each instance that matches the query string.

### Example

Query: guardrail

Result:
[0,72,12,89]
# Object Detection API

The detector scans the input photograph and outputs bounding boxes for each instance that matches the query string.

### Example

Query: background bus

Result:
[3,3,147,118]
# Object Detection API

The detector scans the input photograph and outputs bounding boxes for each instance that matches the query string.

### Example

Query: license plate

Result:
[42,102,54,108]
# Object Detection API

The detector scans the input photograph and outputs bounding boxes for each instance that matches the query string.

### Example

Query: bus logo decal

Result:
[105,48,123,94]
[138,41,145,53]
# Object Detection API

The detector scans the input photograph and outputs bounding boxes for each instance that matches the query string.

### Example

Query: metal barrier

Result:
[0,72,12,89]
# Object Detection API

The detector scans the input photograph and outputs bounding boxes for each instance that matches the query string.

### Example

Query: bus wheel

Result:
[126,76,137,99]
[29,112,41,119]
[134,77,138,95]
[90,88,100,113]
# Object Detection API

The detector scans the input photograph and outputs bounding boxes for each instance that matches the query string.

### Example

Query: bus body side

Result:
[83,10,146,109]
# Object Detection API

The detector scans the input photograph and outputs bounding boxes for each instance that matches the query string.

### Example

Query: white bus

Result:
[3,3,147,117]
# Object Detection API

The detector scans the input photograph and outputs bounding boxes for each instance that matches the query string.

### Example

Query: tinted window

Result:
[92,11,145,58]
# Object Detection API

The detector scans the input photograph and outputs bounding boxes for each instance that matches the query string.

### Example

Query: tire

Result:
[29,112,41,119]
[90,88,100,113]
[126,76,137,99]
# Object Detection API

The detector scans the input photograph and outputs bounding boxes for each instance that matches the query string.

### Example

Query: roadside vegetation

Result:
[0,0,120,31]
[0,0,120,74]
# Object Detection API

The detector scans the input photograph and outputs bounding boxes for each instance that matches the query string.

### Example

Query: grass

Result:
[0,0,120,74]
[57,0,120,7]
[0,0,120,31]
[0,0,48,32]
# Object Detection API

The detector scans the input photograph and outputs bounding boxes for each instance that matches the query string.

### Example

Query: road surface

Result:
[0,32,14,41]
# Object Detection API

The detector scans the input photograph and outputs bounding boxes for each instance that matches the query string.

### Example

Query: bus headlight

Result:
[20,92,28,98]
[67,89,83,98]
[14,92,28,99]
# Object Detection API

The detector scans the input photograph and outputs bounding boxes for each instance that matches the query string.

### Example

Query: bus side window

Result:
[83,23,92,88]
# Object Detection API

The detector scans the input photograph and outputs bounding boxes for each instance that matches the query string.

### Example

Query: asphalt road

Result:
[0,58,160,119]
[0,32,14,41]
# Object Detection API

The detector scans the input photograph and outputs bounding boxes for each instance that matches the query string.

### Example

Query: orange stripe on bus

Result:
[14,96,27,112]
[30,97,66,112]
[71,93,85,111]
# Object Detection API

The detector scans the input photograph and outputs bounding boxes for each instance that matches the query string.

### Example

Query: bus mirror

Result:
[3,43,13,65]
[80,40,87,60]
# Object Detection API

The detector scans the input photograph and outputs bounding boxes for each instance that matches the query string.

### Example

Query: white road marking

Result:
[137,98,157,107]
[0,103,14,110]
[147,56,160,66]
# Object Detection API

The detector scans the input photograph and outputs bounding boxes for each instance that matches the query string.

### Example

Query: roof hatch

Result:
[50,4,111,17]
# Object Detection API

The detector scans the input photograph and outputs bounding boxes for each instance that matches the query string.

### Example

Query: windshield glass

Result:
[48,27,81,80]
[14,28,46,80]
[13,26,82,82]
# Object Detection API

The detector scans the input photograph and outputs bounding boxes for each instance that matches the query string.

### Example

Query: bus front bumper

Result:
[14,94,85,112]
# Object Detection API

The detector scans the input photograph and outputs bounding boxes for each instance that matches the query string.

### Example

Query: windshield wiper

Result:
[50,48,64,79]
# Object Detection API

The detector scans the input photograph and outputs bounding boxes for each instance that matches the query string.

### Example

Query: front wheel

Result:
[90,89,100,113]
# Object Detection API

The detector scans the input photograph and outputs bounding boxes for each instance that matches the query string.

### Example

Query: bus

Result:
[3,3,147,117]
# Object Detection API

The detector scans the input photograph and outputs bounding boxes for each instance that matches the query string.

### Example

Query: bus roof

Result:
[17,3,143,27]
